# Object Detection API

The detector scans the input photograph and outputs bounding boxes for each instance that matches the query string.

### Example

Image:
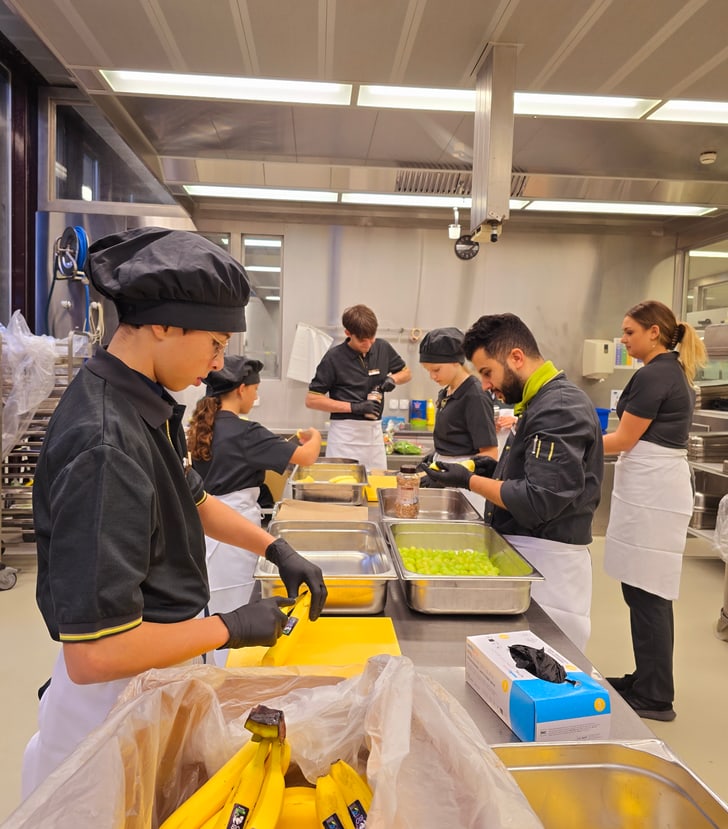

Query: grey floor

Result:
[1,538,727,822]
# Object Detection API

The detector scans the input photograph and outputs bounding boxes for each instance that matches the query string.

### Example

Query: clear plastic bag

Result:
[0,311,58,460]
[6,656,543,829]
[713,493,728,563]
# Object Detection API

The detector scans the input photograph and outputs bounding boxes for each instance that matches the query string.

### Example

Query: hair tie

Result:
[669,323,685,349]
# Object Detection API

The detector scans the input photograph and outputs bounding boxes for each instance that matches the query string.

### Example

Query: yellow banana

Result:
[260,590,312,667]
[429,459,475,472]
[214,738,271,829]
[315,773,356,829]
[159,738,258,829]
[329,759,373,823]
[276,787,318,829]
[247,739,286,829]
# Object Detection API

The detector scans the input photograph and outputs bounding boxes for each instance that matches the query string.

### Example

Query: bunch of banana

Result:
[315,759,374,829]
[260,589,312,667]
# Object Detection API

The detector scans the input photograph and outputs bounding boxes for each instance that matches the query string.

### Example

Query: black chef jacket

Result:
[484,373,604,545]
[32,347,209,643]
[193,412,297,494]
[308,339,406,420]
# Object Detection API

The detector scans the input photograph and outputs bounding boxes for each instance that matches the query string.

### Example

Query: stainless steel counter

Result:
[382,576,654,744]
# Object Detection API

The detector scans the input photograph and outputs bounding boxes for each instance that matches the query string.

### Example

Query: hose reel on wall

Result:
[46,226,104,343]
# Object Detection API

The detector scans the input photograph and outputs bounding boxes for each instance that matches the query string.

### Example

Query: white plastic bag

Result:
[0,311,57,460]
[713,494,728,562]
[5,656,543,829]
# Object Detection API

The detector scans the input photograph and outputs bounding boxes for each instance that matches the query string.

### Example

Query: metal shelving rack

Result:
[1,334,90,551]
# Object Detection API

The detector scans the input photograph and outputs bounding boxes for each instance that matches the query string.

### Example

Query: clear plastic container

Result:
[395,463,420,518]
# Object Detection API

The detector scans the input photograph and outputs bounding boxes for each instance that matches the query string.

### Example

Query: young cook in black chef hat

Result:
[22,227,327,799]
[417,328,498,510]
[187,355,321,663]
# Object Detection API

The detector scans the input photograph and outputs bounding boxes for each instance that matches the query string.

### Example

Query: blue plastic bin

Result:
[595,407,610,434]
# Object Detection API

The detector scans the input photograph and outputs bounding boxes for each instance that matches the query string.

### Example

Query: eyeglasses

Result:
[210,334,230,357]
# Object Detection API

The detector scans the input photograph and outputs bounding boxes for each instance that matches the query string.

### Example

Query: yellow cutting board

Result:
[364,473,398,502]
[226,617,400,675]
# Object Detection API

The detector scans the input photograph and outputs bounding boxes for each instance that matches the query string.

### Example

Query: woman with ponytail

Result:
[187,356,321,639]
[603,300,706,722]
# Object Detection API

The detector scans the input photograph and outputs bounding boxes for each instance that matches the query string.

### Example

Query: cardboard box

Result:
[466,630,611,742]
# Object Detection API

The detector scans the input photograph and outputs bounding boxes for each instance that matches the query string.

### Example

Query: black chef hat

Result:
[419,327,466,364]
[87,227,250,332]
[204,355,264,397]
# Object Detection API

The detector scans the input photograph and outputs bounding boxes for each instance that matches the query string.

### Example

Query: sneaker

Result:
[621,690,676,722]
[605,673,636,692]
[715,610,728,642]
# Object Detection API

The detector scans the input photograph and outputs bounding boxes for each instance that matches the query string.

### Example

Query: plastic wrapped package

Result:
[713,494,728,562]
[0,311,58,459]
[5,656,543,829]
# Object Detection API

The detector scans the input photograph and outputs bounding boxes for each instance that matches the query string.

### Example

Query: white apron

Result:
[433,450,485,517]
[604,440,693,600]
[205,488,261,614]
[22,649,203,799]
[205,488,262,667]
[326,419,386,471]
[505,534,592,652]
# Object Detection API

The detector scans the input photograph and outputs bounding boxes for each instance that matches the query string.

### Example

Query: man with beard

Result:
[424,313,603,650]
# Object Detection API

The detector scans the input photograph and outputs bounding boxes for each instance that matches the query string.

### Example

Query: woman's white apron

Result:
[604,440,693,600]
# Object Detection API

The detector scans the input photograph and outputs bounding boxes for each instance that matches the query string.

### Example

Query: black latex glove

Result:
[380,376,396,393]
[217,596,294,649]
[266,538,328,620]
[415,450,435,471]
[472,456,498,478]
[423,460,473,490]
[350,399,383,418]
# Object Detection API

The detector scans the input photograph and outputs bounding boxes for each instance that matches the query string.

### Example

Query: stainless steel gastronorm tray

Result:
[255,520,396,614]
[290,461,368,505]
[378,487,482,522]
[383,520,542,614]
[492,740,728,829]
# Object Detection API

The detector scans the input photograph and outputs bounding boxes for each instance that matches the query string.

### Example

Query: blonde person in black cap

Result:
[187,356,321,650]
[418,328,498,513]
[22,227,327,797]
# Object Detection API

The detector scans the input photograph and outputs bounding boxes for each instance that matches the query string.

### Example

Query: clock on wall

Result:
[454,235,479,260]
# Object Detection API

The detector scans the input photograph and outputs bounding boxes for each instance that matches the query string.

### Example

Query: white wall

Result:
[196,217,676,429]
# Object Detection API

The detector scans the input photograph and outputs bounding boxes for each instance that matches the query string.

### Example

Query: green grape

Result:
[398,544,500,576]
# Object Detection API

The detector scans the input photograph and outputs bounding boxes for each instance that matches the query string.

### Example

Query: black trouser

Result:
[622,582,674,704]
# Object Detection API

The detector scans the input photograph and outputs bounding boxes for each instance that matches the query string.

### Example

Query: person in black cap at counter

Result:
[418,327,498,479]
[305,304,411,470]
[22,227,327,797]
[187,355,321,647]
[424,313,603,651]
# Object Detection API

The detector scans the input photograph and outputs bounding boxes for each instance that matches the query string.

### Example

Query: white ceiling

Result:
[4,0,728,237]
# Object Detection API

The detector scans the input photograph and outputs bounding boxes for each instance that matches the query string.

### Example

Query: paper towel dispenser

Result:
[582,339,614,380]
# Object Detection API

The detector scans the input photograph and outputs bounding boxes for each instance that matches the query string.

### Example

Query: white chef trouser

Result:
[505,534,592,652]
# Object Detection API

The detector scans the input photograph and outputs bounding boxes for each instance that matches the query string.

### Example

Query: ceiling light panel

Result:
[514,93,660,119]
[101,70,352,105]
[184,185,338,202]
[524,200,716,216]
[357,85,475,111]
[647,100,728,124]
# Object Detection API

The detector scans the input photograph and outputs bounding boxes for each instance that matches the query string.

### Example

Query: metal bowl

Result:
[290,461,368,505]
[378,487,481,522]
[383,520,543,614]
[255,520,396,614]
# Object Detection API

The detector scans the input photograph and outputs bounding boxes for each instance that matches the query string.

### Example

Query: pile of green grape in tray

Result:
[398,545,500,576]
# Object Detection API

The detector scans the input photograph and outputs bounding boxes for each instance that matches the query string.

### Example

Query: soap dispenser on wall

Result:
[582,339,614,380]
